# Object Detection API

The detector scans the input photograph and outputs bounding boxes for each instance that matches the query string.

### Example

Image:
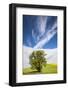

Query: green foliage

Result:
[29,50,47,72]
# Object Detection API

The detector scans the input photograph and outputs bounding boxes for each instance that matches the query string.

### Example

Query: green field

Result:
[23,64,57,75]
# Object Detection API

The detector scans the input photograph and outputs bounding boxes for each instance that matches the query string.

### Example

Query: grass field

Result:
[23,64,57,75]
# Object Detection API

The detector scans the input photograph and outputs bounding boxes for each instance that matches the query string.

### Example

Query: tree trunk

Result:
[37,67,41,72]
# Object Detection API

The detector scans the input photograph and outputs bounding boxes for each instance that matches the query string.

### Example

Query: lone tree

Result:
[29,50,47,72]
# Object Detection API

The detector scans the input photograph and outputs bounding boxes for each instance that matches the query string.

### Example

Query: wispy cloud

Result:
[51,21,57,30]
[32,29,36,41]
[32,16,48,43]
[34,21,57,49]
[38,16,47,36]
[27,39,32,47]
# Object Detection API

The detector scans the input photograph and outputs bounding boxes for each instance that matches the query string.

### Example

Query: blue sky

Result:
[23,15,57,49]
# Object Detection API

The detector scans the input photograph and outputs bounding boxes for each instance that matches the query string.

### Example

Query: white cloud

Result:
[51,21,57,30]
[38,16,47,36]
[34,21,57,49]
[32,29,35,40]
[32,16,48,43]
[34,30,56,49]
[27,39,32,47]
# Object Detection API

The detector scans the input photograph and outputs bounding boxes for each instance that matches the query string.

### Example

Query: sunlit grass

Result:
[23,64,57,75]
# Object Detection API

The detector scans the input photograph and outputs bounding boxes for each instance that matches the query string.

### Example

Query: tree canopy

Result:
[29,50,47,72]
